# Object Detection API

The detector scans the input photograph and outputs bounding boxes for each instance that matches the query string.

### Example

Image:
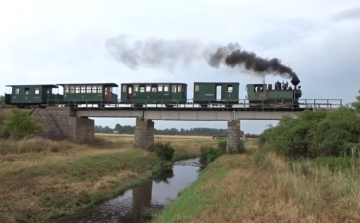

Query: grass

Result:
[152,140,360,223]
[0,134,216,223]
[96,133,219,162]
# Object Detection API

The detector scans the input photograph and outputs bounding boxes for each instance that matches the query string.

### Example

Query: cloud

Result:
[331,6,360,22]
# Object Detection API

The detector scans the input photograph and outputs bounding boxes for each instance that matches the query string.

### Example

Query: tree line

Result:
[94,124,256,137]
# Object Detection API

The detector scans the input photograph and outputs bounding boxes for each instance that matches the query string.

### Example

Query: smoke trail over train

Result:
[105,34,298,79]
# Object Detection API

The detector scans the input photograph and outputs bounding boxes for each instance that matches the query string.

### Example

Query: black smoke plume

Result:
[106,35,297,79]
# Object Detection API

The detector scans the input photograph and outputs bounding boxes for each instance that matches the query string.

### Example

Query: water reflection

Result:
[53,159,200,223]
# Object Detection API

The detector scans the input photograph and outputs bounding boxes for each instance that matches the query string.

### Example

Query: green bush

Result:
[217,140,227,154]
[238,139,245,153]
[199,146,222,164]
[261,90,360,159]
[149,142,175,161]
[0,109,43,140]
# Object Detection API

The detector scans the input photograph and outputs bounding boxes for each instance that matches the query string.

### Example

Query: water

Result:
[52,158,201,223]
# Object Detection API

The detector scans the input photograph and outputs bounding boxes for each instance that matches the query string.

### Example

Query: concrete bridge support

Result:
[134,117,155,149]
[29,107,94,143]
[226,120,241,153]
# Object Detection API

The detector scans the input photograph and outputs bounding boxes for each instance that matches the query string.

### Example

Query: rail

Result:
[45,98,343,110]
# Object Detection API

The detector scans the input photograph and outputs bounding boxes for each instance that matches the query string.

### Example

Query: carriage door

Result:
[104,87,111,99]
[216,84,222,101]
[127,85,133,99]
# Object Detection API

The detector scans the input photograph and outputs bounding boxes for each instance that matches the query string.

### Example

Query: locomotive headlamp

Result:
[291,76,300,86]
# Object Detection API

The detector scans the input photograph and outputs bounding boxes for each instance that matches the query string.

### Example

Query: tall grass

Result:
[153,142,360,222]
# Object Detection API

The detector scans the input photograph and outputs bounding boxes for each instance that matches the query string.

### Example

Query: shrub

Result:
[150,142,175,161]
[199,146,221,164]
[238,139,245,153]
[217,140,227,154]
[0,109,43,140]
[262,99,360,159]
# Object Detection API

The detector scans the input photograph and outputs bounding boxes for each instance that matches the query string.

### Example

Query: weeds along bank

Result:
[152,142,360,222]
[0,109,209,223]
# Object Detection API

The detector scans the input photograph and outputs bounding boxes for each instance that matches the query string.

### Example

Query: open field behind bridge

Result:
[95,133,216,139]
[0,134,218,223]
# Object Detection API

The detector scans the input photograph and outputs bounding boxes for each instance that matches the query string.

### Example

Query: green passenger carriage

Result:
[56,83,119,107]
[193,82,239,107]
[119,83,187,107]
[5,84,61,108]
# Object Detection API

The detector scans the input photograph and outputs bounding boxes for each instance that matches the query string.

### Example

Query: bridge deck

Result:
[44,98,342,109]
[75,109,337,121]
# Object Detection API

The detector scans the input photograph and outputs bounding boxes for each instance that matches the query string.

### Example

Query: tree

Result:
[351,89,360,113]
[0,109,43,140]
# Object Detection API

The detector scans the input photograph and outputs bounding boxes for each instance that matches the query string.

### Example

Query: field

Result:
[152,140,360,223]
[0,134,218,223]
[95,133,216,139]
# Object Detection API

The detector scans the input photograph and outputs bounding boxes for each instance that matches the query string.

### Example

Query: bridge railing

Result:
[45,98,343,110]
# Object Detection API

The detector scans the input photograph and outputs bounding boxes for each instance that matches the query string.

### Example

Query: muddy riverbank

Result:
[52,158,202,223]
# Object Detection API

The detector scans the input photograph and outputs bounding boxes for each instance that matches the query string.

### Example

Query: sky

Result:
[1,0,359,134]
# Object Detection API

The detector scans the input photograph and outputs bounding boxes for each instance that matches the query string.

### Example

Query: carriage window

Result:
[227,85,233,93]
[134,85,139,92]
[86,86,91,93]
[171,85,177,93]
[70,85,75,93]
[34,88,40,94]
[98,85,102,93]
[81,86,86,93]
[92,85,97,93]
[65,85,69,93]
[164,85,169,92]
[104,87,108,95]
[128,87,132,94]
[140,86,145,92]
[146,85,151,92]
[194,84,199,92]
[122,85,127,92]
[151,86,157,92]
[177,85,182,92]
[25,88,29,95]
[75,86,80,94]
[15,88,19,94]
[158,84,163,92]
[109,87,112,92]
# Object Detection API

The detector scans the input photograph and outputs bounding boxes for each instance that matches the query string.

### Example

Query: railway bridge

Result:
[23,99,341,152]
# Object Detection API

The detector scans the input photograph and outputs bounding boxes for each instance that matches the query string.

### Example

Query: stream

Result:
[52,158,202,223]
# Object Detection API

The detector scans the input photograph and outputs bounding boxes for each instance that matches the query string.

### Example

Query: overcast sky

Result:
[1,0,359,133]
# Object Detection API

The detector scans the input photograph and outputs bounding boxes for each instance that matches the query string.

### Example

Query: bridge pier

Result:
[134,117,155,149]
[30,107,94,143]
[226,120,241,153]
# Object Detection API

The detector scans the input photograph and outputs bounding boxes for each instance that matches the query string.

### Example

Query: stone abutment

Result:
[30,107,94,143]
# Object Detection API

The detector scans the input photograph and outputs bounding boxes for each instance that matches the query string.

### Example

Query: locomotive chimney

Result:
[291,76,300,86]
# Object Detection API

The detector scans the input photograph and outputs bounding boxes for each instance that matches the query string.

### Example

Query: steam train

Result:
[4,76,302,109]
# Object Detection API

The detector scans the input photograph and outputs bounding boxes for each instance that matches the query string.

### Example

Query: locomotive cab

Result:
[246,76,302,109]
